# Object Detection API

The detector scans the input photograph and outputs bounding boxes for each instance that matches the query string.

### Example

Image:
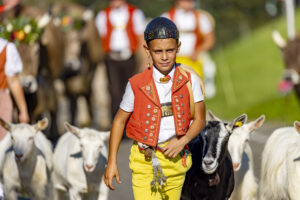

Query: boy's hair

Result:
[144,17,179,44]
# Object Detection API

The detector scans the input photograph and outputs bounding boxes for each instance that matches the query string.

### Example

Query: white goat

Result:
[228,115,265,200]
[52,122,109,200]
[259,121,300,200]
[0,118,53,200]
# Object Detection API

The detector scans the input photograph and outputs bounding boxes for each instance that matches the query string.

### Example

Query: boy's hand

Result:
[161,136,188,158]
[104,162,122,190]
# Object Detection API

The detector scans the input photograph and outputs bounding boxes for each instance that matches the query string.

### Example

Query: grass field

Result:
[206,9,300,124]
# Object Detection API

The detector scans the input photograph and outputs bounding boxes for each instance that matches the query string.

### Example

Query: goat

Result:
[181,111,247,200]
[259,121,300,200]
[51,122,109,200]
[0,118,52,200]
[228,115,265,200]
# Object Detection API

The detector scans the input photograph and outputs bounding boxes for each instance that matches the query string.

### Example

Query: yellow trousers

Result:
[129,142,192,200]
[176,56,203,79]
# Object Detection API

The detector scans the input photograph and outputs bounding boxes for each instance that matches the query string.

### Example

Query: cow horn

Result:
[38,13,51,28]
[272,30,287,48]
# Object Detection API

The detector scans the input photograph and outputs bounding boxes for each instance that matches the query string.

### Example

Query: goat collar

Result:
[208,172,220,187]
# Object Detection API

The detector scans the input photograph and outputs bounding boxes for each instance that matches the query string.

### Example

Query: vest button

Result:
[145,129,148,133]
[149,133,153,136]
[153,109,158,113]
[146,120,149,125]
[178,114,181,119]
[146,113,150,117]
[150,125,154,130]
[182,111,185,115]
[175,99,179,103]
[180,94,183,98]
[152,117,155,121]
[179,75,183,80]
[182,119,185,123]
[146,86,150,90]
[181,103,184,107]
[177,107,180,111]
[147,105,151,109]
[143,136,147,140]
[179,123,182,126]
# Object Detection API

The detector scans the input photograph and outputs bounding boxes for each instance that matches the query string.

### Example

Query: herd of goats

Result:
[0,109,300,200]
[0,2,300,200]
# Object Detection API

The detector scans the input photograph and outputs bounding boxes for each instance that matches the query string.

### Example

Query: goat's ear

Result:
[294,121,300,133]
[0,118,11,131]
[34,118,48,132]
[248,115,265,132]
[230,114,247,130]
[207,110,221,121]
[99,131,110,141]
[64,122,82,138]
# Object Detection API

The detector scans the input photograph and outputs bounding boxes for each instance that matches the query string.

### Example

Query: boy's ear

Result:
[176,41,181,53]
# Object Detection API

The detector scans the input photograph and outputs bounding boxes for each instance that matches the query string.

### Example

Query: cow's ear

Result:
[230,114,247,130]
[64,122,82,138]
[248,115,265,132]
[207,110,221,121]
[0,118,11,131]
[294,121,300,133]
[34,118,48,132]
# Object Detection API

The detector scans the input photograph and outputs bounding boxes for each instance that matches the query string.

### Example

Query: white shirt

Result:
[0,38,23,76]
[120,66,204,143]
[162,9,213,56]
[95,4,146,52]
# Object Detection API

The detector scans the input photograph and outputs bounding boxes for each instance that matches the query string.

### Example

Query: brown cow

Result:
[1,4,65,143]
[273,30,300,100]
[51,3,103,126]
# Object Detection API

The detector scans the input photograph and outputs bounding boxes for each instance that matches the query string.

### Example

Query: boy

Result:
[104,17,205,199]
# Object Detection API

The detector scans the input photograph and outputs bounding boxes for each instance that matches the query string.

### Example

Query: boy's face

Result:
[144,38,181,75]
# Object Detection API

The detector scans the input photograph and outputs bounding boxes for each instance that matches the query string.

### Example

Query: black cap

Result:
[144,17,179,43]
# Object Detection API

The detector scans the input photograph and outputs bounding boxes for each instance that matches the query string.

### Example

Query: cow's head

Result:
[228,115,265,171]
[273,30,300,94]
[64,122,109,172]
[0,118,48,162]
[201,111,247,174]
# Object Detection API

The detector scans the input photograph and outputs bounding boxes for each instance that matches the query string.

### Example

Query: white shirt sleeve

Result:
[161,12,169,19]
[199,14,213,34]
[132,9,146,35]
[5,42,23,77]
[120,81,135,112]
[95,11,107,37]
[191,72,204,102]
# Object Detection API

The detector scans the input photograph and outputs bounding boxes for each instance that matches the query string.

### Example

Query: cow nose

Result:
[15,154,23,159]
[233,163,240,171]
[86,164,93,170]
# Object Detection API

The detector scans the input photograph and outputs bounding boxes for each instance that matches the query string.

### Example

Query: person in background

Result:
[95,0,146,122]
[162,0,217,98]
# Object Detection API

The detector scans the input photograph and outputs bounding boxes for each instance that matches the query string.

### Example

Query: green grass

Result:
[206,10,300,122]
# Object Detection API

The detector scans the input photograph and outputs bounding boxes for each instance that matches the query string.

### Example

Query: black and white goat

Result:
[181,111,247,200]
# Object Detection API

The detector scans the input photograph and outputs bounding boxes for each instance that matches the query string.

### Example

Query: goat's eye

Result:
[98,145,103,150]
[11,136,14,141]
[28,136,34,141]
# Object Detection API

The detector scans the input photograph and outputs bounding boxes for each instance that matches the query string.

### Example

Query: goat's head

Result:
[201,111,247,174]
[228,115,265,171]
[0,118,48,162]
[64,122,110,172]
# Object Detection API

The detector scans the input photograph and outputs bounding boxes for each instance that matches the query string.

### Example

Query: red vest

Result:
[126,66,192,147]
[0,46,8,89]
[168,7,204,51]
[101,4,139,53]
